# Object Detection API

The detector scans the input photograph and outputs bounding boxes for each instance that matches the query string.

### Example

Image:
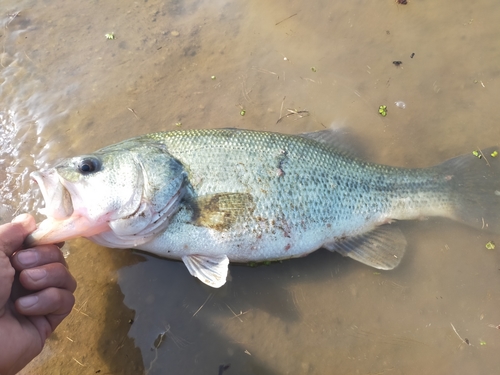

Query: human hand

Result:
[0,214,76,375]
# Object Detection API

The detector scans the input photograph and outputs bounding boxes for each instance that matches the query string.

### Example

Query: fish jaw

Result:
[31,170,74,220]
[25,169,112,246]
[24,214,111,246]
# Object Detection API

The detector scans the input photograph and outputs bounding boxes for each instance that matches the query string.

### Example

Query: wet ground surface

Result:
[1,0,499,374]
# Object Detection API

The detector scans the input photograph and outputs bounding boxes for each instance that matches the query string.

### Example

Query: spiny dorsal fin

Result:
[299,128,364,159]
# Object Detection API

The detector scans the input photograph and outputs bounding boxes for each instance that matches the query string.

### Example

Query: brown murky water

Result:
[1,0,499,374]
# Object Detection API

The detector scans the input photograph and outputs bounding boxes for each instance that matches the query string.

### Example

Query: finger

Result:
[19,263,77,293]
[15,287,75,320]
[0,252,15,311]
[21,289,76,342]
[11,245,68,271]
[27,309,73,343]
[0,214,36,257]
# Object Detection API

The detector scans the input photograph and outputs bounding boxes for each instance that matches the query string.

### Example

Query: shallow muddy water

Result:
[1,0,499,374]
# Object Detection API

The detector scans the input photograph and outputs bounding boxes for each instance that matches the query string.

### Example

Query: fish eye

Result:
[77,157,101,175]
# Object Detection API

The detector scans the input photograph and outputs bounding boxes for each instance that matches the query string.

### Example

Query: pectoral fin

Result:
[182,254,230,288]
[326,225,407,270]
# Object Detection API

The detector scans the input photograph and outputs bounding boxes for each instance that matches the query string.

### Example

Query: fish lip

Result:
[31,169,74,220]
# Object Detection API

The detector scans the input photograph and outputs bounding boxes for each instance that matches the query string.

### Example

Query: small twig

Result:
[252,67,278,77]
[192,293,213,317]
[23,51,34,63]
[72,358,85,367]
[73,298,90,317]
[241,81,252,102]
[154,332,166,349]
[276,109,309,124]
[279,96,286,120]
[275,12,298,26]
[476,147,490,167]
[225,304,249,322]
[5,11,20,28]
[301,77,319,83]
[450,322,470,346]
[128,107,140,119]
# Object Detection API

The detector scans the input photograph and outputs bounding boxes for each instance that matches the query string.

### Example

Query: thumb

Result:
[0,214,36,257]
[0,214,36,313]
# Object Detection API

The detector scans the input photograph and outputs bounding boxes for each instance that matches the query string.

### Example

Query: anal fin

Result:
[326,225,407,270]
[182,254,230,288]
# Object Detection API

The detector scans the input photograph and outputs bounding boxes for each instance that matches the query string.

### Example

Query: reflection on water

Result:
[1,0,498,374]
[0,10,77,223]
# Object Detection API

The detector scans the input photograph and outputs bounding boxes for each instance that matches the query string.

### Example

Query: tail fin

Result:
[435,147,500,233]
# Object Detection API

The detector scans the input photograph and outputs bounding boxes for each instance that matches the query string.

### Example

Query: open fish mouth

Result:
[25,166,187,249]
[31,169,74,220]
[24,170,111,247]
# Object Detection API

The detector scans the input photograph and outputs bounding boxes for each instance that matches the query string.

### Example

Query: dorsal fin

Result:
[299,128,363,158]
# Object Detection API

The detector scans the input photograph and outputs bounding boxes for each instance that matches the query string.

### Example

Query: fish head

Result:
[25,139,187,248]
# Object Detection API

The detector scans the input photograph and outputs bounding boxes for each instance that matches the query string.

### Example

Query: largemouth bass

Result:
[25,129,500,287]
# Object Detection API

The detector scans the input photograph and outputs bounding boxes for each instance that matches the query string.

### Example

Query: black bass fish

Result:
[25,129,500,287]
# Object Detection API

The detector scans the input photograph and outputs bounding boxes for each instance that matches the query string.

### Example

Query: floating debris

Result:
[393,61,402,67]
[153,332,166,349]
[450,322,471,346]
[491,150,498,158]
[211,75,216,80]
[105,33,115,40]
[311,67,317,72]
[410,52,415,58]
[275,12,298,26]
[240,110,246,116]
[395,101,406,109]
[378,105,388,117]
[485,241,495,250]
[472,150,482,159]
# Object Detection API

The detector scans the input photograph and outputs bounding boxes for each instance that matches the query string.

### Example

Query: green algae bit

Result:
[378,105,387,117]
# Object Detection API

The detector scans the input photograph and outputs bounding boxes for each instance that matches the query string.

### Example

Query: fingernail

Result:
[11,213,30,224]
[18,295,39,308]
[17,250,39,266]
[26,268,47,281]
